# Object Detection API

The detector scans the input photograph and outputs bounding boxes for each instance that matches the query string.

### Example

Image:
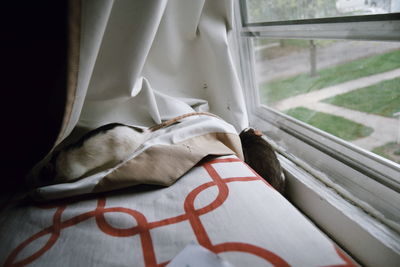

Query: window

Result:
[234,0,400,265]
[255,38,400,164]
[246,0,399,23]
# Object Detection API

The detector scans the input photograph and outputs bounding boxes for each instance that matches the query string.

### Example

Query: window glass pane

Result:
[254,38,400,164]
[245,0,400,23]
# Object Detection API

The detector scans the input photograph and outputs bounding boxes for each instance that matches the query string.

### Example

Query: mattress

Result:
[0,155,356,267]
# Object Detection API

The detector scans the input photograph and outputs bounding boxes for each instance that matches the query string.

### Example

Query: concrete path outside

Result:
[270,68,400,151]
[272,68,400,111]
[305,102,398,150]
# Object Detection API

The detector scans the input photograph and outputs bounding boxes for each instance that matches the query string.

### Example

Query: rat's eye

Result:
[40,164,55,181]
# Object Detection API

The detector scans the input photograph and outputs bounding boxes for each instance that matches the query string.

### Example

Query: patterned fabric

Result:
[1,156,356,267]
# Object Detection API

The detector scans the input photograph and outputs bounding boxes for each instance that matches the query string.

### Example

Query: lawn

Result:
[284,107,373,141]
[372,142,400,164]
[322,77,400,117]
[260,49,400,105]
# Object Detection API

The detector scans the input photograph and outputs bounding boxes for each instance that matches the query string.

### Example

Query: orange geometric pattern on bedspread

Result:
[4,158,356,267]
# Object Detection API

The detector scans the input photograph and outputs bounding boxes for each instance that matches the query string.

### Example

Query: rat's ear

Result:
[254,129,262,136]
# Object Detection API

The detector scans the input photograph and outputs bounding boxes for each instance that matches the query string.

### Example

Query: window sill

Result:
[247,105,400,265]
[278,148,400,266]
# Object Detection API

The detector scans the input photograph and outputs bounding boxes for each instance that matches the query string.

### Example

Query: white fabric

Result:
[60,0,248,143]
[1,156,353,267]
[167,242,234,267]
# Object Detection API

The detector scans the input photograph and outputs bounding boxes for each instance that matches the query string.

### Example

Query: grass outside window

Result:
[260,50,400,105]
[284,107,374,141]
[323,77,400,118]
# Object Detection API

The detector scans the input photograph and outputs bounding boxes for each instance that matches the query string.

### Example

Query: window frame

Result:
[233,1,400,265]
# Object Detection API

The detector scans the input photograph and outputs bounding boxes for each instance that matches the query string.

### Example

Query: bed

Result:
[0,121,355,266]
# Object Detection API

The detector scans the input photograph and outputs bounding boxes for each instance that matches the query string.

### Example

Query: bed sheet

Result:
[0,155,356,267]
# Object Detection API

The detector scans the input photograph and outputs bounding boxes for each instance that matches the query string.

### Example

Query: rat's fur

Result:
[240,128,286,194]
[49,123,149,182]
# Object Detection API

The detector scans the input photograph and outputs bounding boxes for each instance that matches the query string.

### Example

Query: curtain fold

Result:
[61,0,248,144]
[58,0,114,143]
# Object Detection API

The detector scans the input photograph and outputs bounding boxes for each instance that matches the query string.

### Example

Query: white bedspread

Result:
[0,155,356,267]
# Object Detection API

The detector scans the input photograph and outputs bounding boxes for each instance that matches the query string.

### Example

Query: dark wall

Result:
[2,1,68,192]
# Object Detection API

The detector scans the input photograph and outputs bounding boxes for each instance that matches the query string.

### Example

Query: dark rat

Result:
[240,128,286,194]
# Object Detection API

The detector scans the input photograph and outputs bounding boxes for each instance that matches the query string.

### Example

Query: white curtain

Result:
[60,0,248,144]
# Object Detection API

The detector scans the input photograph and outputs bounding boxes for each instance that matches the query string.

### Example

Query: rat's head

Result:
[52,150,82,182]
[239,128,263,140]
[25,150,62,189]
[37,150,60,185]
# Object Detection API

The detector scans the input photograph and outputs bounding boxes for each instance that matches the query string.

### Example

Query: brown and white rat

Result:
[40,112,219,183]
